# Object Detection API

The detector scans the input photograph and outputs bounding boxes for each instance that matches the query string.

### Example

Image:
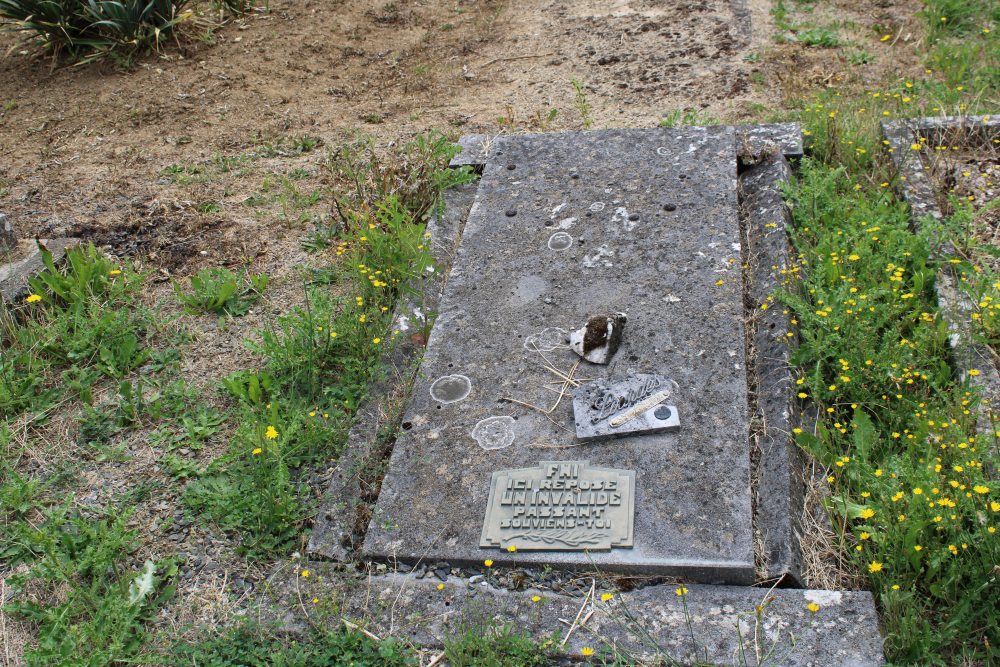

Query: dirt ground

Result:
[0,0,928,262]
[0,0,932,661]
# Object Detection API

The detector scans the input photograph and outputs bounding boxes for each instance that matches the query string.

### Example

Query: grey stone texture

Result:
[268,564,884,666]
[0,238,80,304]
[307,182,478,561]
[365,127,754,583]
[740,152,805,585]
[449,134,508,168]
[0,214,14,252]
[882,115,1000,435]
[452,123,804,171]
[737,122,804,159]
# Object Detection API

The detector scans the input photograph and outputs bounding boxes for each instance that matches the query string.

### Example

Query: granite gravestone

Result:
[364,128,754,583]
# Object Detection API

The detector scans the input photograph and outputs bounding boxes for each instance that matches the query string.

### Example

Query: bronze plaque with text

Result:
[480,461,635,551]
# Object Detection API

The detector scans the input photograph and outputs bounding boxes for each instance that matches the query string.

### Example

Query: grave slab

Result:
[364,128,754,583]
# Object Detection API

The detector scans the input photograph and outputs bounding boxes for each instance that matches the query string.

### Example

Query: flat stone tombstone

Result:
[481,461,635,551]
[364,127,753,583]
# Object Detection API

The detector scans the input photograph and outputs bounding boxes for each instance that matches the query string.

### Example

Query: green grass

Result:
[4,503,177,667]
[1,133,476,661]
[775,0,999,661]
[168,622,417,666]
[181,132,474,559]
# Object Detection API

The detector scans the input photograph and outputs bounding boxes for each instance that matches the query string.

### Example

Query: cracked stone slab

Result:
[267,565,884,666]
[365,127,754,583]
[0,238,80,304]
[740,153,805,585]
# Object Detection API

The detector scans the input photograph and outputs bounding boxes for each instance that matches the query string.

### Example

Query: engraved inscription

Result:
[572,374,681,441]
[480,461,635,551]
[590,374,666,424]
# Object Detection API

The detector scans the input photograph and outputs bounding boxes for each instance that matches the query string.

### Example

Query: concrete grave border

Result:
[881,115,1000,436]
[266,563,884,666]
[313,126,810,588]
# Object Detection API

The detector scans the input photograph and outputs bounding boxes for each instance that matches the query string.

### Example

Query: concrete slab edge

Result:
[451,123,803,170]
[739,153,806,586]
[880,115,1000,436]
[266,564,884,666]
[307,182,480,560]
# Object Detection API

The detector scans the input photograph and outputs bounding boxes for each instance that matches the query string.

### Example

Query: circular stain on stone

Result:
[430,375,472,404]
[547,232,573,251]
[663,203,677,212]
[654,405,673,421]
[507,164,516,170]
[589,202,605,212]
[471,416,516,450]
[523,327,570,352]
[628,213,639,222]
[505,208,517,217]
[656,146,669,156]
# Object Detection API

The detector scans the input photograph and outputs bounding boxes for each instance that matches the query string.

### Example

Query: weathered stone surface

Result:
[0,214,14,252]
[267,564,885,666]
[449,134,508,168]
[307,183,478,561]
[740,152,805,585]
[365,128,754,583]
[737,122,804,158]
[0,238,80,304]
[882,115,1000,435]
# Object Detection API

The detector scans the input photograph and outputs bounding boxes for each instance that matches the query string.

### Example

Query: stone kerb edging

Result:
[739,149,806,587]
[268,565,884,666]
[881,115,1000,436]
[307,182,478,561]
[0,235,81,304]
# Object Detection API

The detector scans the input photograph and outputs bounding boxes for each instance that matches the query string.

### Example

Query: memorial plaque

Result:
[364,128,754,583]
[573,374,681,442]
[481,461,635,551]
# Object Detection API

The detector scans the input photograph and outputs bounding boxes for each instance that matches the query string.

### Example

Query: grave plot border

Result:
[312,126,810,590]
[0,229,81,304]
[881,115,1000,436]
[266,563,885,666]
[307,182,479,560]
[738,147,806,586]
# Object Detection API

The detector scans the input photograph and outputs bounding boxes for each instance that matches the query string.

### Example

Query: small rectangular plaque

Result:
[480,461,635,551]
[573,374,681,441]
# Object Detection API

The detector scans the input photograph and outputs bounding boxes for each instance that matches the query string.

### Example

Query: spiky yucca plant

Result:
[0,0,193,61]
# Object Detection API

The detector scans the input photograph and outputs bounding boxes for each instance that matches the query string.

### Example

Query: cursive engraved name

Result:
[589,375,665,424]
